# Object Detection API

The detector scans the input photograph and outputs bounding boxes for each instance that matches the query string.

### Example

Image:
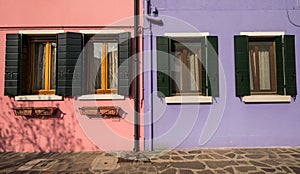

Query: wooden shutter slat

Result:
[234,35,250,97]
[157,36,171,97]
[118,32,131,96]
[56,32,83,96]
[284,35,297,96]
[207,36,219,97]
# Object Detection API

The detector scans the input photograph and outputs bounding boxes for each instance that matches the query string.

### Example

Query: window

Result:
[156,36,219,98]
[234,35,297,98]
[85,35,119,94]
[5,32,132,97]
[28,36,57,94]
[5,32,83,97]
[248,38,277,94]
[170,38,203,95]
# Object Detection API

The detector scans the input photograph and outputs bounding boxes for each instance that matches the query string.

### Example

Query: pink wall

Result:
[0,0,144,152]
[0,0,134,27]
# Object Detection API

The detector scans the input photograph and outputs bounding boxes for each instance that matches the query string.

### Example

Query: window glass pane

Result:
[171,39,201,95]
[107,43,118,89]
[50,42,56,89]
[249,40,276,93]
[33,42,46,90]
[93,42,102,90]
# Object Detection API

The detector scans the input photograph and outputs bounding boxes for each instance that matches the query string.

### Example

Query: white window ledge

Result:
[242,95,291,103]
[165,96,212,104]
[15,95,63,101]
[77,94,125,100]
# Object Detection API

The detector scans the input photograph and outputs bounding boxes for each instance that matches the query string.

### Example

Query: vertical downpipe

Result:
[134,0,140,152]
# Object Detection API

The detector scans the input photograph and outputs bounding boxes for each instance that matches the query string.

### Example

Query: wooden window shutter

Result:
[207,36,219,97]
[56,32,83,96]
[275,36,284,95]
[5,34,22,96]
[234,35,250,97]
[156,36,171,97]
[284,35,297,96]
[118,32,131,96]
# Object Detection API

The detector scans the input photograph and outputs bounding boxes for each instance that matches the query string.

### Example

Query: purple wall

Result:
[144,0,300,150]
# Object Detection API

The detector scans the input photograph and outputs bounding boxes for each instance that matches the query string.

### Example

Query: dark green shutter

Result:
[275,36,284,95]
[20,35,30,95]
[284,35,297,96]
[118,32,131,96]
[234,35,250,97]
[56,32,83,96]
[201,37,207,96]
[5,34,22,96]
[156,36,171,97]
[207,36,219,97]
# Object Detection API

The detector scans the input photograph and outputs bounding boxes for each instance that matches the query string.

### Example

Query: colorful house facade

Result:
[0,0,300,152]
[144,0,300,150]
[0,0,144,152]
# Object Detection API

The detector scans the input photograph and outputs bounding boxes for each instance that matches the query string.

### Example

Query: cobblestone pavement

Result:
[0,147,300,173]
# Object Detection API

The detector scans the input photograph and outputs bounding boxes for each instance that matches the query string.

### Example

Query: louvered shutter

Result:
[234,36,250,97]
[156,36,171,97]
[5,34,22,96]
[284,35,297,96]
[207,36,219,97]
[56,32,83,96]
[118,32,131,96]
[275,36,284,95]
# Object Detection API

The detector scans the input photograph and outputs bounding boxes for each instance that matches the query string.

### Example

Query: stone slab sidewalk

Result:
[0,147,300,173]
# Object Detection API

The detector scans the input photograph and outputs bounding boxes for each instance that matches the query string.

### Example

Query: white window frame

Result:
[163,32,212,104]
[239,31,292,103]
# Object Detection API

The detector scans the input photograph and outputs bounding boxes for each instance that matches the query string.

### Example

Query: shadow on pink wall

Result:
[0,97,99,152]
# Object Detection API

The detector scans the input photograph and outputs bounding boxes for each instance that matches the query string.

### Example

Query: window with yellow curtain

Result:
[29,36,56,95]
[86,36,118,94]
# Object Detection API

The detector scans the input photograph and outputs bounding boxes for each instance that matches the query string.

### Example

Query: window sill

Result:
[165,96,212,104]
[77,94,125,100]
[15,95,63,101]
[242,95,291,103]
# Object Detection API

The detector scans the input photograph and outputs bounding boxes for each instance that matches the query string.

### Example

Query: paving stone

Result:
[170,162,205,169]
[236,160,249,165]
[261,168,277,172]
[209,154,228,159]
[291,154,300,158]
[245,154,266,159]
[182,155,194,160]
[215,170,227,174]
[187,150,202,154]
[179,169,194,174]
[171,156,183,160]
[197,170,214,174]
[249,160,271,167]
[225,153,236,159]
[161,168,177,174]
[235,166,257,172]
[159,155,170,160]
[197,154,213,159]
[205,161,238,169]
[261,159,281,166]
[214,150,232,155]
[224,167,234,173]
[248,172,265,174]
[290,166,300,173]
